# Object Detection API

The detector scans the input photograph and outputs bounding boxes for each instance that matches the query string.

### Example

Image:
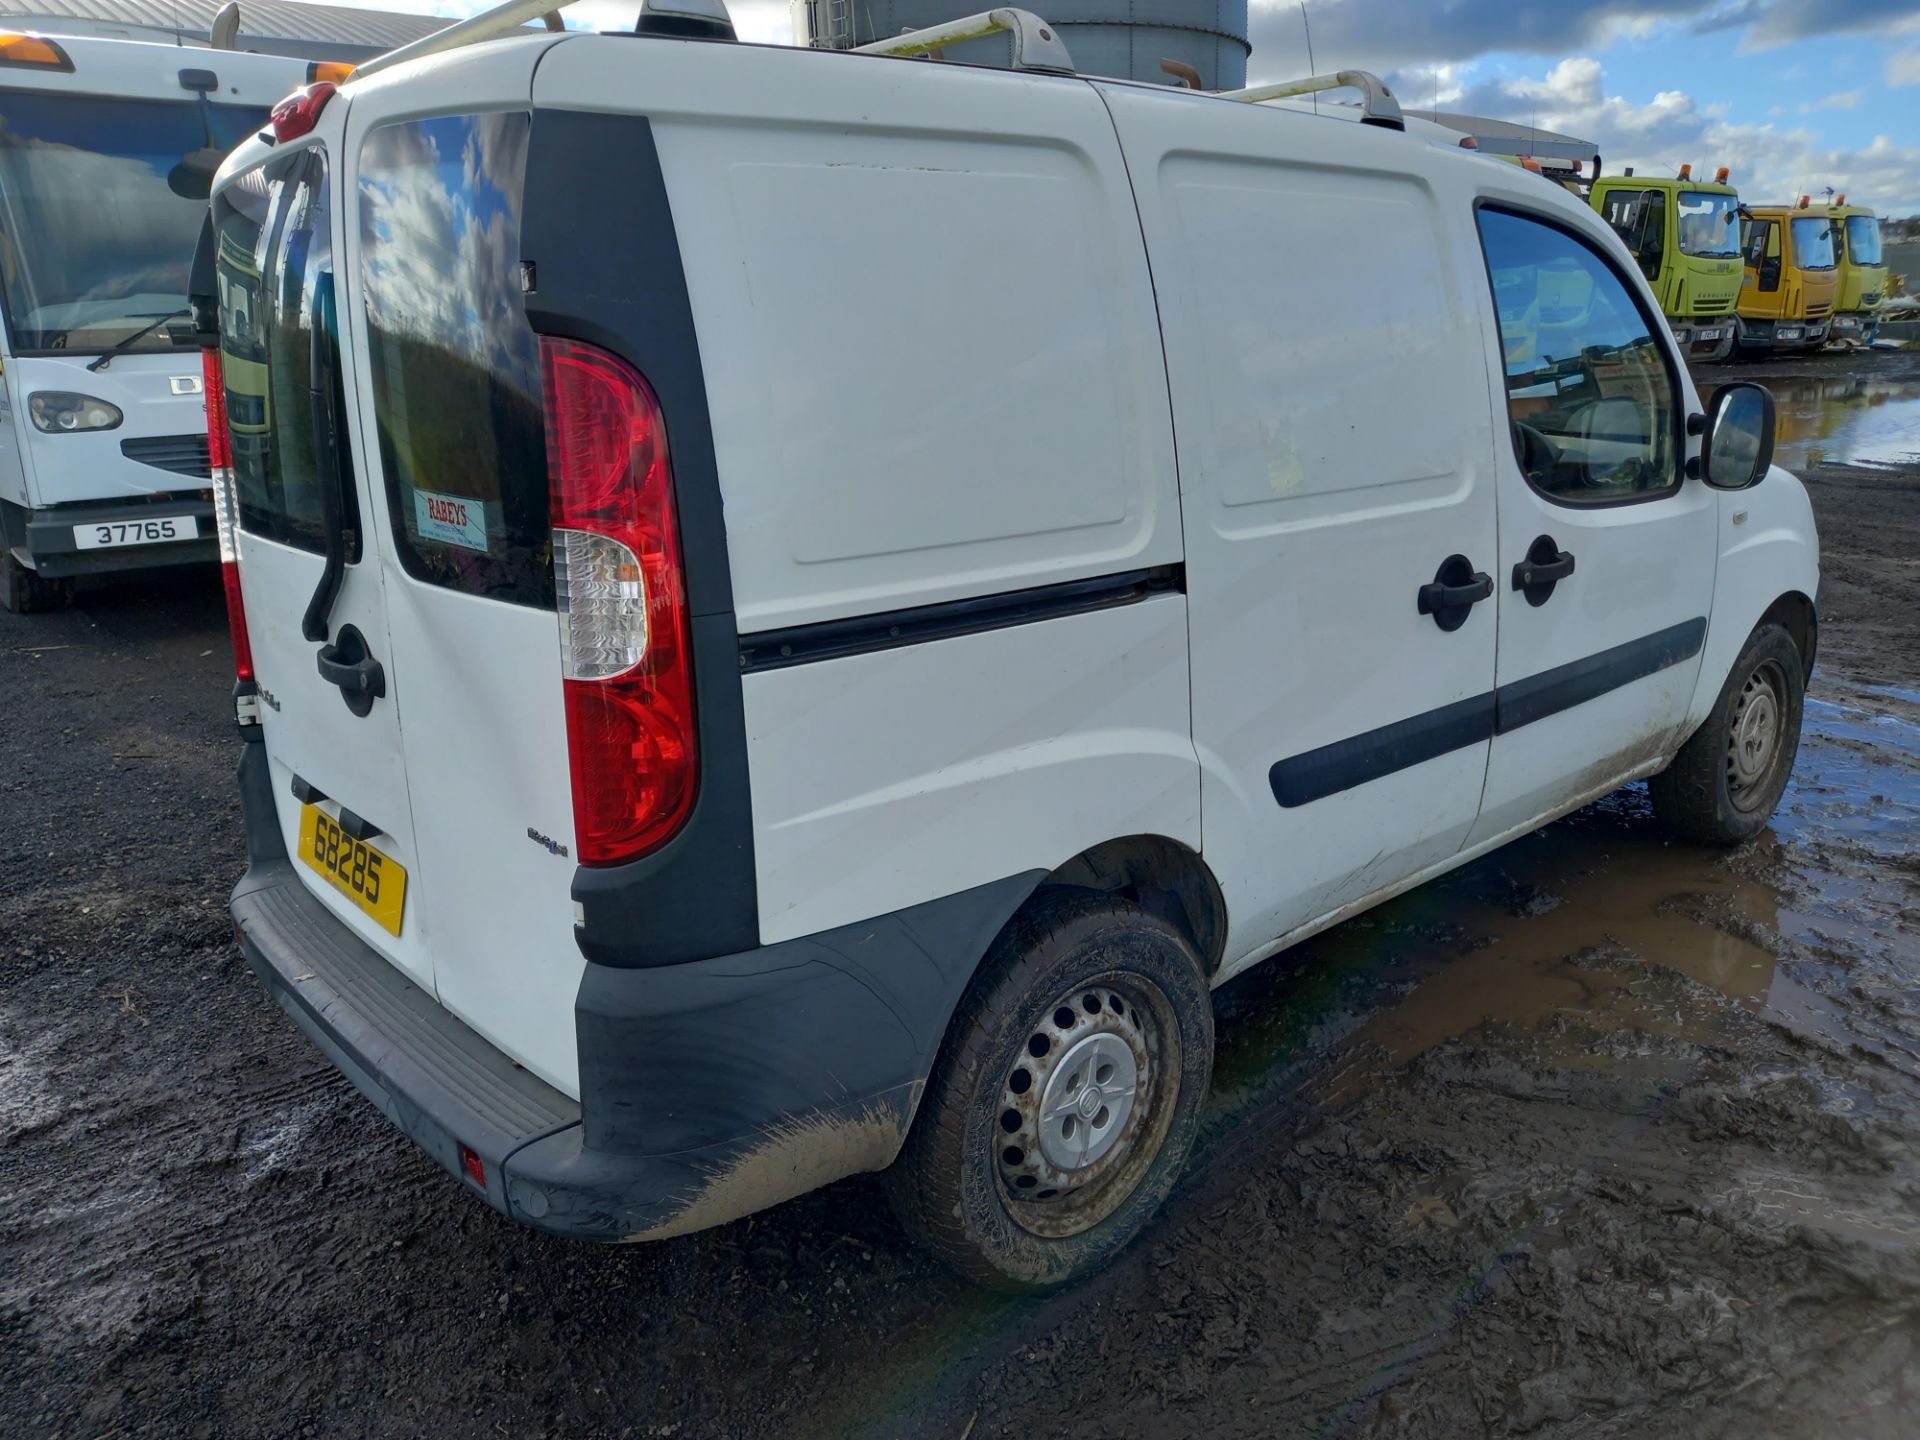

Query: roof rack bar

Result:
[351,0,583,82]
[852,8,1076,73]
[1218,69,1405,131]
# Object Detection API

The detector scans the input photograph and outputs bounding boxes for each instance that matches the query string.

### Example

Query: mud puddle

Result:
[1203,694,1920,1248]
[1701,368,1920,470]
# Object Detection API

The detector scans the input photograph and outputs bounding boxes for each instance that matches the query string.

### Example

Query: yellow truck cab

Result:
[1737,197,1839,353]
[1591,165,1743,361]
[1827,196,1887,345]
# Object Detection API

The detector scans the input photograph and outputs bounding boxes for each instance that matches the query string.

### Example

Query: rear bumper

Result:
[6,495,216,578]
[230,740,1040,1241]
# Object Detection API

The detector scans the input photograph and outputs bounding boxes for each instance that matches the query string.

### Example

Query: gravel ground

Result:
[3,348,1919,1439]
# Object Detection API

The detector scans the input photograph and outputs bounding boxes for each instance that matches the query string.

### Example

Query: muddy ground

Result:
[4,348,1919,1439]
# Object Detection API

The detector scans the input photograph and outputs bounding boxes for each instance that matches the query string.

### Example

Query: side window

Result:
[214,148,360,557]
[1477,207,1681,506]
[1636,190,1665,279]
[1601,190,1639,246]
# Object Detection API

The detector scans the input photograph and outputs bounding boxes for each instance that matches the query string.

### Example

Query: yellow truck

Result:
[1735,197,1839,354]
[1591,165,1744,361]
[1826,195,1888,346]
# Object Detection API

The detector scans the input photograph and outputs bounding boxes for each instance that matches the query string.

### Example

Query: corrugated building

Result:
[0,0,453,62]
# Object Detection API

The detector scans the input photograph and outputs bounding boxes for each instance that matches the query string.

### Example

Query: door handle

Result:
[1513,535,1576,606]
[1417,554,1493,632]
[315,623,386,718]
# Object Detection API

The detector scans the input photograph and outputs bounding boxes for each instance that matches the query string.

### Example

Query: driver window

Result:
[1477,208,1680,505]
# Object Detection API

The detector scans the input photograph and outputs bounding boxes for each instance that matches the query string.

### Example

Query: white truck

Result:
[205,3,1817,1288]
[0,31,319,610]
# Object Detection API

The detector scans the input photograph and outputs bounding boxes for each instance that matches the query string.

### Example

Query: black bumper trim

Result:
[231,742,1046,1241]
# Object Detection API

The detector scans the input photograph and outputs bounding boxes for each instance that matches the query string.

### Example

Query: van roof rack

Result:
[1218,69,1405,131]
[353,0,1077,81]
[853,8,1075,73]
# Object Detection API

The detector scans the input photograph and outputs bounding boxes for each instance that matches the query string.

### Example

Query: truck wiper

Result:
[84,309,190,372]
[300,272,349,643]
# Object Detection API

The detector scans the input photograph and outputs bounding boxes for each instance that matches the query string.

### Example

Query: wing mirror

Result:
[1697,381,1776,490]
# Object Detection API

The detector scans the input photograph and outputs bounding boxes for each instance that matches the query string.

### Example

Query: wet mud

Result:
[4,348,1920,1438]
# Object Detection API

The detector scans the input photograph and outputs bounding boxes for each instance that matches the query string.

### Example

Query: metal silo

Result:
[792,0,1250,92]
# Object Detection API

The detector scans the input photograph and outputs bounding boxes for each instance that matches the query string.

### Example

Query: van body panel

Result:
[527,39,1182,634]
[332,39,583,1090]
[1100,87,1502,971]
[744,592,1198,946]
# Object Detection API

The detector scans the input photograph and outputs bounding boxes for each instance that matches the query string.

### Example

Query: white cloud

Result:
[1890,44,1920,84]
[1463,55,1920,211]
[1799,89,1865,112]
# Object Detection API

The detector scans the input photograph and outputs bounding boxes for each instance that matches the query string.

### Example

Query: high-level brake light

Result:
[543,337,697,866]
[203,347,254,687]
[269,82,335,143]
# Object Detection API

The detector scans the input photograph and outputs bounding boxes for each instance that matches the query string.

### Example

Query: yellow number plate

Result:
[298,803,407,936]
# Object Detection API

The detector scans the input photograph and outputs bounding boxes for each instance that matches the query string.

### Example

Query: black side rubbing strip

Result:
[1269,617,1709,808]
[1271,692,1496,809]
[738,566,1184,674]
[521,109,757,969]
[1495,617,1706,734]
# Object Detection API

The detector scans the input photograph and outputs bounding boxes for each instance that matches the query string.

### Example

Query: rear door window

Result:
[213,147,360,557]
[357,112,550,609]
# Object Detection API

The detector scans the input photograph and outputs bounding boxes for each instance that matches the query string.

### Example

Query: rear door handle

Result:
[315,623,386,717]
[1417,554,1493,632]
[1512,535,1576,606]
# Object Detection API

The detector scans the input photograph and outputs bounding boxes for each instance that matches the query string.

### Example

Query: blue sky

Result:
[318,0,1920,211]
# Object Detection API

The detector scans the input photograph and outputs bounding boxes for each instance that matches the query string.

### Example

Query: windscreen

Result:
[358,112,550,609]
[1676,190,1741,258]
[1791,216,1836,269]
[1846,215,1883,266]
[0,89,268,352]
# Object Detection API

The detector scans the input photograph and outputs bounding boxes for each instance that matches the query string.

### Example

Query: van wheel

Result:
[1,546,69,614]
[1650,623,1804,845]
[888,893,1212,1291]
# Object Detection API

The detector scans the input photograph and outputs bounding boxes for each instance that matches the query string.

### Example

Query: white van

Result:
[204,7,1817,1289]
[0,33,321,611]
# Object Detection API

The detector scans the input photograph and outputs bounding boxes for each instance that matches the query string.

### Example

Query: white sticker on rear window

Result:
[414,490,488,552]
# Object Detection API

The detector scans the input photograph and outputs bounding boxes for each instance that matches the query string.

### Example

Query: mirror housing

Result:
[1700,381,1775,490]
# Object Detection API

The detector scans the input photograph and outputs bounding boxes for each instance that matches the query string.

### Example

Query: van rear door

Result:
[214,126,431,990]
[337,78,579,1091]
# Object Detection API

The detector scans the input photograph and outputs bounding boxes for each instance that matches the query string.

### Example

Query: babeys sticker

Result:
[414,489,488,552]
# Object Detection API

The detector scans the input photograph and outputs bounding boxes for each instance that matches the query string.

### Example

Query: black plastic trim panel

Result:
[739,566,1184,673]
[520,108,757,969]
[1270,618,1708,808]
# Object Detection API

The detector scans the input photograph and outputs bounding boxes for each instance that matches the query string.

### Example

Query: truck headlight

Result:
[28,391,123,433]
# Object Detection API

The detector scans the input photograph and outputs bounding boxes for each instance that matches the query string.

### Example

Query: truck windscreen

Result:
[0,88,268,353]
[1845,216,1883,266]
[1790,216,1836,269]
[1676,191,1740,258]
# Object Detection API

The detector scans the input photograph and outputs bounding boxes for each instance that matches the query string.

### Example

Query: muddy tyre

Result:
[1650,622,1804,844]
[888,892,1213,1291]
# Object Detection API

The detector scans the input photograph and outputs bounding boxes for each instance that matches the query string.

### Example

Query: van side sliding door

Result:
[1098,87,1503,974]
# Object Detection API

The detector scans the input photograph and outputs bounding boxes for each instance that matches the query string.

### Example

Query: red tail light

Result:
[542,337,697,866]
[203,347,254,685]
[269,81,335,144]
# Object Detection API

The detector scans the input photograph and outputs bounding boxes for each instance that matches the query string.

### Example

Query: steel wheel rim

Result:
[993,972,1180,1239]
[1726,657,1789,812]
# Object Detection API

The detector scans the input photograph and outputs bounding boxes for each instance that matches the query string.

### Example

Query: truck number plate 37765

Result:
[72,516,197,549]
